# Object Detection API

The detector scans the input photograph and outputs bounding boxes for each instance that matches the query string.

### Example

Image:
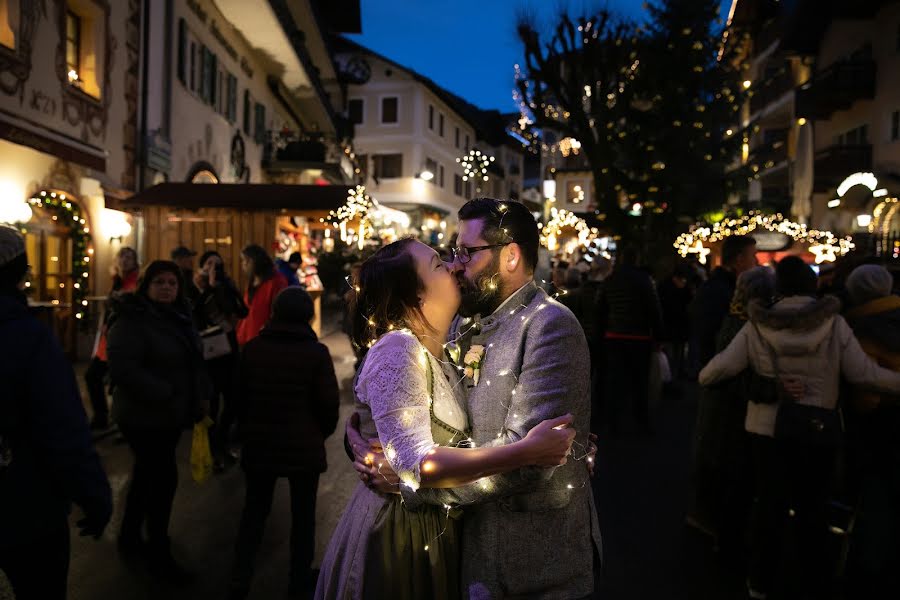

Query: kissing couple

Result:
[316,198,603,599]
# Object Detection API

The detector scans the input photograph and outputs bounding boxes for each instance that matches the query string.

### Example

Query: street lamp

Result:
[417,169,434,181]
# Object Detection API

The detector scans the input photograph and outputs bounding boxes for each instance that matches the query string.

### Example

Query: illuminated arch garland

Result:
[673,212,854,265]
[27,190,93,319]
[540,207,600,252]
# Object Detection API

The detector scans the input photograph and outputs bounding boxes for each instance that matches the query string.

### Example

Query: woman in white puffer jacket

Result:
[699,257,900,600]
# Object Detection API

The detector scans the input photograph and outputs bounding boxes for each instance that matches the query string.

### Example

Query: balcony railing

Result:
[813,144,872,192]
[748,127,789,170]
[749,67,796,115]
[262,130,350,182]
[795,59,876,120]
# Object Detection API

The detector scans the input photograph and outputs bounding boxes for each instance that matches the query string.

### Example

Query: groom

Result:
[350,198,602,598]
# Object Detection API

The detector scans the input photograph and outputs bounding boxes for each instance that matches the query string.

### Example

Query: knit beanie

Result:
[0,225,27,290]
[775,255,817,297]
[0,224,25,267]
[272,287,314,324]
[846,264,894,305]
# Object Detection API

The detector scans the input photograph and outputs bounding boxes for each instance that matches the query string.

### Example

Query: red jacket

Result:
[237,273,288,346]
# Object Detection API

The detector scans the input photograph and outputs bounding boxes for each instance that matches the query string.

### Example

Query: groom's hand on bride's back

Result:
[523,414,577,467]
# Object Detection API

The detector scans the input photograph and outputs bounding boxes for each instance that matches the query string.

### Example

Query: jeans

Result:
[232,470,320,593]
[604,338,653,431]
[0,515,69,600]
[118,427,182,554]
[84,357,109,423]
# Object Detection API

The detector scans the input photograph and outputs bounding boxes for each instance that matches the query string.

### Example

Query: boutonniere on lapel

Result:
[463,345,485,386]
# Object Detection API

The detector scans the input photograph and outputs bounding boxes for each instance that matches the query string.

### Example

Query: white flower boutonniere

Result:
[463,344,485,386]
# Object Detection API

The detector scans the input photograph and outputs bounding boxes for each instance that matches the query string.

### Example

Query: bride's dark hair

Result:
[350,238,436,352]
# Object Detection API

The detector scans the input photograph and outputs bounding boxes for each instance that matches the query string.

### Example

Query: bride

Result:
[315,238,576,600]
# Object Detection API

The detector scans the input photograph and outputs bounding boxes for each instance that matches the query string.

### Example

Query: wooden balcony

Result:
[748,128,789,171]
[795,60,876,120]
[749,68,795,115]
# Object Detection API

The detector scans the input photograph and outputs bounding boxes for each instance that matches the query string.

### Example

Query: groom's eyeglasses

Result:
[450,243,510,264]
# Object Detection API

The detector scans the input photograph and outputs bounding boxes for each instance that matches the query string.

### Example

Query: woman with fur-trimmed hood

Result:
[700,257,900,600]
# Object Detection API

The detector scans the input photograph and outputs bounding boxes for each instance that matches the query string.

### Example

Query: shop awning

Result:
[114,183,350,212]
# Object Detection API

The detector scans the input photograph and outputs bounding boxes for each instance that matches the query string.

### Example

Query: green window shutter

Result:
[177,19,186,84]
[243,90,251,134]
[208,53,217,106]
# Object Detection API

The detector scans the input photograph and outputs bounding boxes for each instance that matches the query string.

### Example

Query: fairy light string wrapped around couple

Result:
[345,205,594,550]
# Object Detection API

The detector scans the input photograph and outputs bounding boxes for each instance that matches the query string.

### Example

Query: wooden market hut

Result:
[114,182,350,335]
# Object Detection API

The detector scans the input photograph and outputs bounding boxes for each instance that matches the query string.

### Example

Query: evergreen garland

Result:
[26,190,93,321]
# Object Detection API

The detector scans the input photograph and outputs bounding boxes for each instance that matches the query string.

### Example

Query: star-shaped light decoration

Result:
[685,239,711,264]
[809,243,838,265]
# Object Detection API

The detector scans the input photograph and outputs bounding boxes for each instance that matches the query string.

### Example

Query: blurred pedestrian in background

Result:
[108,260,209,583]
[276,252,303,287]
[700,256,900,600]
[84,246,139,430]
[237,245,288,347]
[230,287,339,600]
[843,264,900,597]
[193,250,247,471]
[599,245,664,433]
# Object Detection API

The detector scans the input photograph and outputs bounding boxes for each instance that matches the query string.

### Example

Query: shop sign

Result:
[751,230,792,252]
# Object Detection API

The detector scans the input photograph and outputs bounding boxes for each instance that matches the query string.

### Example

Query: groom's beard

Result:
[457,254,504,318]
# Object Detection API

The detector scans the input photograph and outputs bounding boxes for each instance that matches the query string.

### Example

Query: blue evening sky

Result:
[347,0,734,112]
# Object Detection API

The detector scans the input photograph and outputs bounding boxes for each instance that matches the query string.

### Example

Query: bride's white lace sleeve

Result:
[355,331,437,492]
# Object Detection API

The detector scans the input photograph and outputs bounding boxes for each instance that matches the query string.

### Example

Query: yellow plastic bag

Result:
[190,417,214,483]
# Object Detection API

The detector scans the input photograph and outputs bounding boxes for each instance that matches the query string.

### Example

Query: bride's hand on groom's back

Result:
[522,414,577,467]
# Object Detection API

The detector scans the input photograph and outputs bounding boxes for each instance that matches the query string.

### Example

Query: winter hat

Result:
[846,264,894,305]
[0,224,25,267]
[775,256,817,297]
[272,287,314,324]
[731,266,775,317]
[0,225,27,290]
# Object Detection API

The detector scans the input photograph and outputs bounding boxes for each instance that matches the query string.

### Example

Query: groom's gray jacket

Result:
[413,281,603,599]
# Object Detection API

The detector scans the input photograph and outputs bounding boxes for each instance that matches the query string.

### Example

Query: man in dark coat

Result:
[230,287,340,600]
[0,225,111,600]
[599,245,665,432]
[689,235,758,372]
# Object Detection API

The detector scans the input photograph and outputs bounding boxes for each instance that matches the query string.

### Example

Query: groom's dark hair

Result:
[458,198,539,273]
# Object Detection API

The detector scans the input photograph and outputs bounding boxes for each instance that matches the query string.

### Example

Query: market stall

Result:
[673,212,855,268]
[117,182,353,336]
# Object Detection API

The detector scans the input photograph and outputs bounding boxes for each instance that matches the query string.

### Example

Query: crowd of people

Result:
[0,226,339,599]
[550,234,900,599]
[2,206,900,599]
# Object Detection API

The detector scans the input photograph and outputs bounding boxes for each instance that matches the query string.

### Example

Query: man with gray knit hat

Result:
[0,225,112,599]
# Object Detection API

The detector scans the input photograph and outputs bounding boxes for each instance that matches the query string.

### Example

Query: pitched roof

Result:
[332,36,524,151]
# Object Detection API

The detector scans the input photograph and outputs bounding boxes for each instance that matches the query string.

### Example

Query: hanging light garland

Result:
[673,212,854,264]
[321,185,377,251]
[27,191,93,320]
[456,149,495,183]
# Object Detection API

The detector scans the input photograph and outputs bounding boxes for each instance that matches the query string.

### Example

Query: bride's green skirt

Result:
[363,494,460,600]
[315,483,461,600]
